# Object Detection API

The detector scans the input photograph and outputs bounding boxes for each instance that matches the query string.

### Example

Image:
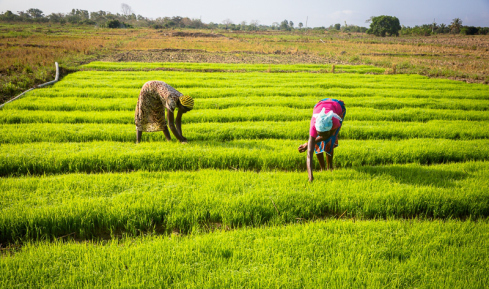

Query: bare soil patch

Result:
[101,49,346,65]
[168,31,226,38]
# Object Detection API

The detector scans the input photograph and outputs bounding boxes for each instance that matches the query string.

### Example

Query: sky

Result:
[1,0,488,27]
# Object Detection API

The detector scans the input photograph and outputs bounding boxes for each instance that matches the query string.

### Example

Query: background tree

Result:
[438,23,449,33]
[298,22,303,29]
[222,18,233,29]
[280,19,290,31]
[460,26,479,35]
[47,13,65,23]
[367,15,401,37]
[121,3,133,18]
[250,20,259,31]
[26,8,44,19]
[240,21,247,30]
[107,19,121,28]
[334,23,341,30]
[17,11,30,20]
[450,18,462,34]
[0,11,20,21]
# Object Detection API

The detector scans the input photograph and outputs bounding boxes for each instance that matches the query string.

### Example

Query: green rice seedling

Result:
[1,120,489,144]
[0,220,488,288]
[80,61,387,74]
[2,107,488,125]
[1,162,488,242]
[1,139,488,176]
[5,95,489,111]
[16,68,488,101]
[22,85,489,100]
[53,70,489,96]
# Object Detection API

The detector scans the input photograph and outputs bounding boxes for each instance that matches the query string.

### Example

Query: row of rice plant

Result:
[3,107,489,125]
[6,95,489,111]
[1,219,488,288]
[23,86,489,100]
[54,70,489,94]
[2,139,488,176]
[2,120,489,144]
[1,162,488,242]
[81,61,387,73]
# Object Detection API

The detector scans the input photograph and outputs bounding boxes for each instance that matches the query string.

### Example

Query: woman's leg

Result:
[162,126,172,141]
[136,129,142,143]
[326,149,334,170]
[316,153,326,171]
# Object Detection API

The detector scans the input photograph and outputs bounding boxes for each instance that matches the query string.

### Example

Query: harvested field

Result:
[169,31,226,38]
[100,49,346,64]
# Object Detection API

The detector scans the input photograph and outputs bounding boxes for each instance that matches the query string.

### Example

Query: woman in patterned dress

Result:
[298,98,346,182]
[135,81,194,143]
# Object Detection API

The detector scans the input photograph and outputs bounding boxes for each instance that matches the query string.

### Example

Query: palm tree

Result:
[450,18,462,34]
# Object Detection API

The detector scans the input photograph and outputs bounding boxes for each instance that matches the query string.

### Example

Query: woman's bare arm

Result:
[175,110,184,139]
[307,135,315,182]
[166,109,185,142]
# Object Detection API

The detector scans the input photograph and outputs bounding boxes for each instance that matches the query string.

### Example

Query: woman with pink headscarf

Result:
[298,98,346,182]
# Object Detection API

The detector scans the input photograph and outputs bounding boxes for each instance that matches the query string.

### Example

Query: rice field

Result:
[1,62,488,287]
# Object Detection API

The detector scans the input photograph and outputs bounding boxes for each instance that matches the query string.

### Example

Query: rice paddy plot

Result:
[81,61,387,74]
[1,62,488,287]
[53,70,489,97]
[1,139,488,176]
[1,163,488,243]
[2,107,489,125]
[2,120,489,144]
[6,96,489,111]
[1,220,488,288]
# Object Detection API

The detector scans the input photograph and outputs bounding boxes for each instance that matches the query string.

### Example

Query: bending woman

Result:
[135,80,194,143]
[298,98,346,182]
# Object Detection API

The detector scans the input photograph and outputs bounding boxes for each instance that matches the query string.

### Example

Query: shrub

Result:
[460,26,479,35]
[106,19,121,28]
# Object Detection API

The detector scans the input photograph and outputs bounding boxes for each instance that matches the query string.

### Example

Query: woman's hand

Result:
[298,143,308,153]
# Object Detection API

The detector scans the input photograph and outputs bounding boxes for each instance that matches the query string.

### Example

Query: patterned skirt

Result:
[135,95,167,132]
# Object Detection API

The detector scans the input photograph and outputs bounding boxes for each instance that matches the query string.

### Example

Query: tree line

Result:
[366,15,489,37]
[0,6,367,32]
[1,8,487,36]
[0,8,328,31]
[400,18,489,36]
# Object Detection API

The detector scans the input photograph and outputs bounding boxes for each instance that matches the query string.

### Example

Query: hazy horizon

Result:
[1,0,488,28]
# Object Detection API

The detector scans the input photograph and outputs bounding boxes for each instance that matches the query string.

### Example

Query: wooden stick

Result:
[338,210,347,219]
[57,232,76,239]
[269,197,280,215]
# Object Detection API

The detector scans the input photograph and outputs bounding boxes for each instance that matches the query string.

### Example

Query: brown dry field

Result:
[1,23,489,103]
